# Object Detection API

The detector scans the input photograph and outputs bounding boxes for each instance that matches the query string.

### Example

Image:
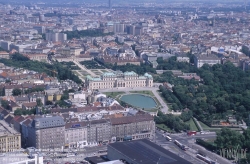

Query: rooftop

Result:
[108,139,192,164]
[0,120,20,136]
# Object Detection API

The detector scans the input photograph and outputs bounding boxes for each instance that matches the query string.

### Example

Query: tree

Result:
[0,54,82,84]
[215,128,244,150]
[36,98,43,107]
[12,88,22,96]
[0,87,4,96]
[1,100,9,109]
[14,109,23,116]
[61,91,69,100]
[68,89,75,93]
[180,110,193,122]
[46,101,53,105]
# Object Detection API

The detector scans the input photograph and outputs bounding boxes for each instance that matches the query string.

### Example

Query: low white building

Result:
[73,91,86,100]
[177,56,190,63]
[194,53,221,68]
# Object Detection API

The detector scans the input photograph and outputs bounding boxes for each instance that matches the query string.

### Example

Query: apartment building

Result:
[86,71,153,90]
[65,121,88,148]
[27,115,65,149]
[87,119,111,146]
[0,120,21,152]
[0,51,10,59]
[110,113,155,141]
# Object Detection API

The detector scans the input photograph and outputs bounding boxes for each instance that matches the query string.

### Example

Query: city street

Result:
[42,131,234,164]
[154,130,233,164]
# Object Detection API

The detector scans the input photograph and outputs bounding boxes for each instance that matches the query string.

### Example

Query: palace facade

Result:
[86,71,153,90]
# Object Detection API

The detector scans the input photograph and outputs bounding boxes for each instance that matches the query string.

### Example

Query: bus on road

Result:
[166,136,172,141]
[98,149,107,154]
[174,140,189,151]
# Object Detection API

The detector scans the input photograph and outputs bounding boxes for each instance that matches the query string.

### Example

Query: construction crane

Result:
[44,68,58,77]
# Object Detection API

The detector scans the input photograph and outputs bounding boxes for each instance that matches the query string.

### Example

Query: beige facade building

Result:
[65,121,88,148]
[0,51,10,59]
[86,71,153,90]
[0,120,21,152]
[56,47,82,56]
[25,54,47,61]
[110,113,155,141]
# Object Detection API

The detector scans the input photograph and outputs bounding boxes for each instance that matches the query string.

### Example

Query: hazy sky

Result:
[0,0,245,3]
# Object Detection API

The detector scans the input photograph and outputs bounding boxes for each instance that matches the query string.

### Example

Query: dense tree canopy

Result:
[0,53,82,84]
[241,45,250,57]
[14,108,36,116]
[215,128,250,163]
[158,59,250,126]
[1,100,9,110]
[156,56,197,72]
[12,88,22,96]
[94,59,156,75]
[154,111,190,132]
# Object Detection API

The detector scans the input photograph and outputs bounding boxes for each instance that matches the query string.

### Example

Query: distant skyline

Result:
[0,0,247,4]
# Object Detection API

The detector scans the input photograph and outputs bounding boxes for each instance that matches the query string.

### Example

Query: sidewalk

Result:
[193,117,203,131]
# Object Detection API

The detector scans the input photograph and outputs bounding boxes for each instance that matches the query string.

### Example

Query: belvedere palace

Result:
[86,71,153,90]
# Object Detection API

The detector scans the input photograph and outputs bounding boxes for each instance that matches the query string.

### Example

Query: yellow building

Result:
[0,121,21,152]
[46,94,54,102]
[54,93,62,101]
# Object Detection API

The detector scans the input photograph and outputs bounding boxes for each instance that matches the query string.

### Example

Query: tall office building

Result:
[39,13,45,22]
[33,26,45,34]
[0,41,11,51]
[113,23,125,33]
[27,115,65,149]
[45,32,67,42]
[134,26,142,35]
[109,0,112,9]
[126,25,135,35]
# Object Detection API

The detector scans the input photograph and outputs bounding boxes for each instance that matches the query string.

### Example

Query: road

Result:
[155,130,233,164]
[42,131,233,164]
[100,85,169,113]
[43,145,107,163]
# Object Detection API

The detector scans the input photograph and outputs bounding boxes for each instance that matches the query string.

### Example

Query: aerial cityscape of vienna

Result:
[0,0,249,163]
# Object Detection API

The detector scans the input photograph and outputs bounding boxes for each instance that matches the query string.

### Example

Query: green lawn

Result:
[198,121,223,132]
[72,70,81,76]
[104,92,125,98]
[129,90,155,97]
[144,108,158,112]
[185,119,199,131]
[198,121,210,129]
[101,69,108,72]
[156,124,174,133]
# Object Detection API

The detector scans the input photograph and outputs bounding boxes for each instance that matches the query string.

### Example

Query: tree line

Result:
[215,128,250,163]
[0,53,82,84]
[94,58,156,75]
[157,56,250,126]
[154,111,191,132]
